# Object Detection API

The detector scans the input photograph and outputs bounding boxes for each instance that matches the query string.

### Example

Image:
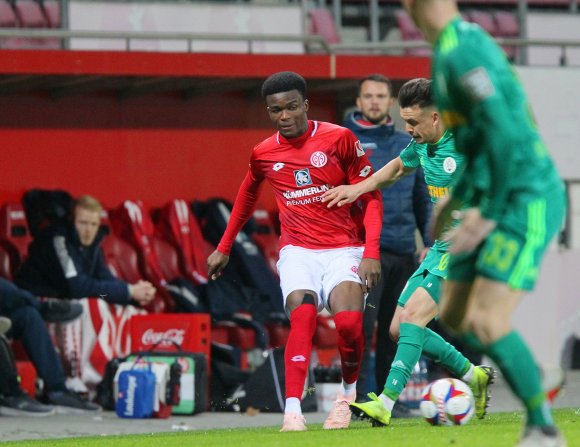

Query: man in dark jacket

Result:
[16,195,155,306]
[343,74,432,415]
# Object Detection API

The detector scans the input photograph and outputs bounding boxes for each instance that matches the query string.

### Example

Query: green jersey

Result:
[400,129,465,251]
[432,17,563,221]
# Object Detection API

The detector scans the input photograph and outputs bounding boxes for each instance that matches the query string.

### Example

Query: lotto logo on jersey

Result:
[294,168,313,187]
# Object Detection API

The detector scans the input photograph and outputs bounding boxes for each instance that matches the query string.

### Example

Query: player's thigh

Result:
[325,247,365,312]
[399,286,439,327]
[277,245,324,312]
[476,191,565,291]
[465,277,523,343]
[440,279,473,332]
[398,271,443,307]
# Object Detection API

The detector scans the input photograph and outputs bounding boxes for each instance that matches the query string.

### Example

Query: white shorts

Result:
[277,245,364,312]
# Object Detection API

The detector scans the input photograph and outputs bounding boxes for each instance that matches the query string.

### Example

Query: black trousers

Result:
[357,250,417,399]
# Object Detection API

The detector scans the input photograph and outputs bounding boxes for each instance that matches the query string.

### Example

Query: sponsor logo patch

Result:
[443,157,457,173]
[460,67,495,102]
[294,168,313,187]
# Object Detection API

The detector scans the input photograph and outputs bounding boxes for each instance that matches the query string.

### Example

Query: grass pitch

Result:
[3,408,579,447]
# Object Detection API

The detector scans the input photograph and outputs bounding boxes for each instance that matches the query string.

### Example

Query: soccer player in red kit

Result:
[207,71,383,432]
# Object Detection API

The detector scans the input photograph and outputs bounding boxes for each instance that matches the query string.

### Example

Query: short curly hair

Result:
[261,71,307,100]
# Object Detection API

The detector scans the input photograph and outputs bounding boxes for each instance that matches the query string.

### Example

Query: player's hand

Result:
[207,250,230,280]
[357,258,381,294]
[418,247,430,263]
[443,207,496,254]
[321,184,362,208]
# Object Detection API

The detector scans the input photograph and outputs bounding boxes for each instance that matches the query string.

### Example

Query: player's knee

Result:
[389,324,400,342]
[334,313,362,343]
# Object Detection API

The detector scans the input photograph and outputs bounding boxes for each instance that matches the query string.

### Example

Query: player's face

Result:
[356,80,394,125]
[74,207,101,247]
[266,90,309,139]
[400,105,439,144]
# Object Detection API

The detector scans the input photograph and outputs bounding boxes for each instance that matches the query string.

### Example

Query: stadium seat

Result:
[394,10,431,56]
[41,0,60,28]
[153,199,211,286]
[0,202,32,276]
[0,1,17,27]
[249,209,279,279]
[308,7,341,46]
[13,0,47,28]
[468,10,499,36]
[494,11,519,60]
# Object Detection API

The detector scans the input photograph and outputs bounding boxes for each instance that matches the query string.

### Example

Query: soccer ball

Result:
[419,378,475,426]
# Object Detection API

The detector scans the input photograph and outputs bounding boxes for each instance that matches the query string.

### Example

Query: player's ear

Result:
[303,99,309,112]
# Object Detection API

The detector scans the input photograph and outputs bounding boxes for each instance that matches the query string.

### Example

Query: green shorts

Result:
[397,245,448,306]
[448,184,566,291]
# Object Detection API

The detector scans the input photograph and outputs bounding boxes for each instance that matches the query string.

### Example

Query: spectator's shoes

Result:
[469,365,495,419]
[46,390,101,414]
[0,316,11,335]
[40,299,83,324]
[280,413,307,432]
[0,394,55,417]
[517,426,567,447]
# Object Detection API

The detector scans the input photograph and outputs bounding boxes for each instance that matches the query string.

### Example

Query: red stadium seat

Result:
[308,8,341,45]
[250,209,279,279]
[13,0,47,28]
[494,11,519,60]
[0,1,17,27]
[394,10,431,56]
[468,10,499,36]
[0,202,32,276]
[41,0,61,28]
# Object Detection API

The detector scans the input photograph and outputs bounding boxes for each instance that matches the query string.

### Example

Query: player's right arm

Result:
[207,166,263,280]
[321,156,414,208]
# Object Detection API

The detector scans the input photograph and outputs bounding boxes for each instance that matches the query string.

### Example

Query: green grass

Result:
[3,409,579,447]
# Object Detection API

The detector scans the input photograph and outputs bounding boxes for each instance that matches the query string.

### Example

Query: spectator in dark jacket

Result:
[343,74,432,415]
[0,279,100,414]
[16,195,156,307]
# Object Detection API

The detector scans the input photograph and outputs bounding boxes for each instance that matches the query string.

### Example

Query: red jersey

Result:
[217,120,383,259]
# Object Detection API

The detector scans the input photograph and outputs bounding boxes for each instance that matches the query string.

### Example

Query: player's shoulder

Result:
[315,120,354,138]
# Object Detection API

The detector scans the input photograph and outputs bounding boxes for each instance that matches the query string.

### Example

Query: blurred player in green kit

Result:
[322,78,494,427]
[402,0,566,446]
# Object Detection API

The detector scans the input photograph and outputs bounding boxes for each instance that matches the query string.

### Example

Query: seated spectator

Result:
[15,195,156,306]
[0,280,100,414]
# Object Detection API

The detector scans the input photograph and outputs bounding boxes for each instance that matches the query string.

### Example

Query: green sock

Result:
[423,328,471,377]
[383,322,425,400]
[461,332,487,352]
[486,331,553,426]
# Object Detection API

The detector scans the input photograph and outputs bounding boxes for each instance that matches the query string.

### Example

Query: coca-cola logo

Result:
[141,328,186,346]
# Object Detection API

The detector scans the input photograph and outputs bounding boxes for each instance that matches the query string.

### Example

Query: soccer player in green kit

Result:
[322,77,494,427]
[402,1,567,446]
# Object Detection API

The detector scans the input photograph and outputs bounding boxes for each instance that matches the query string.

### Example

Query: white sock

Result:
[340,380,357,397]
[462,364,475,384]
[285,397,302,415]
[378,393,395,412]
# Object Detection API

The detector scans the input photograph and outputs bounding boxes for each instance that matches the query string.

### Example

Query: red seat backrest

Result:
[468,10,498,36]
[13,0,47,28]
[0,202,32,274]
[156,199,211,286]
[109,200,173,312]
[394,10,431,56]
[251,209,279,279]
[42,0,60,28]
[0,1,17,27]
[308,8,341,44]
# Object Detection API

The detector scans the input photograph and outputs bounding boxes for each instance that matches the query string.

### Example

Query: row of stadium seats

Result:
[395,9,520,59]
[0,198,342,370]
[0,0,61,49]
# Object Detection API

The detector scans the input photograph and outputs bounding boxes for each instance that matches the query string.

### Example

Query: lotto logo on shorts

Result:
[294,168,313,187]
